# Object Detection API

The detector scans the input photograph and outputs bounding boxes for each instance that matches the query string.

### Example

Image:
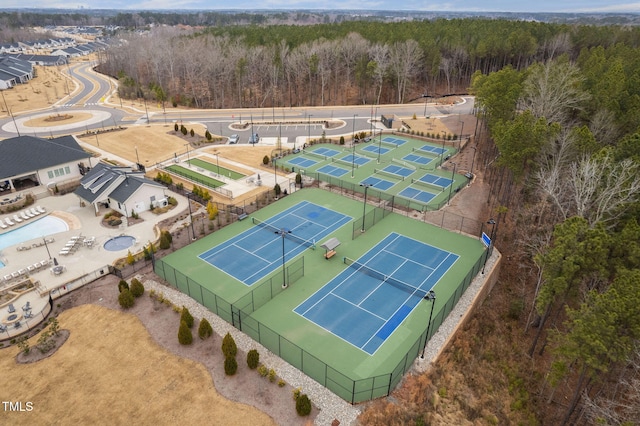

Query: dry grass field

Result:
[0,66,71,115]
[0,304,276,426]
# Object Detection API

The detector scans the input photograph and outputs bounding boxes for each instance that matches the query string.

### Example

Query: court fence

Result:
[154,247,486,403]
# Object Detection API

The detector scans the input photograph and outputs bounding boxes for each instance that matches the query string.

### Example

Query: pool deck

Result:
[0,190,189,340]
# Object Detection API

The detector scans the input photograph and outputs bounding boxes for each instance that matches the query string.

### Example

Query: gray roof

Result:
[0,135,90,180]
[74,162,163,204]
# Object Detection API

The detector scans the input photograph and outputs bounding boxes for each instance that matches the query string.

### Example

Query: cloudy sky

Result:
[2,0,640,13]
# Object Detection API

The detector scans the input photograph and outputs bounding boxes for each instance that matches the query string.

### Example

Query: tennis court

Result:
[377,164,414,179]
[295,232,459,355]
[398,186,438,203]
[317,164,349,177]
[381,136,407,147]
[361,145,391,156]
[198,201,351,285]
[417,144,447,155]
[414,173,453,191]
[402,153,435,166]
[308,147,340,159]
[360,176,395,190]
[335,153,371,167]
[288,156,319,169]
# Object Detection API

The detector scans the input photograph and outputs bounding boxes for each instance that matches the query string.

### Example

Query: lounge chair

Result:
[0,221,6,229]
[5,217,14,226]
[13,214,22,223]
[0,324,6,333]
[37,206,46,213]
[23,301,31,311]
[30,207,40,216]
[22,211,32,220]
[24,311,33,319]
[27,265,36,273]
[8,303,15,313]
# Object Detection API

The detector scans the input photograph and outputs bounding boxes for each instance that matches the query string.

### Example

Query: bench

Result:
[237,213,248,221]
[324,249,336,260]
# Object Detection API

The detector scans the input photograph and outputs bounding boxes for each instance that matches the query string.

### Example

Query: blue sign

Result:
[481,232,491,248]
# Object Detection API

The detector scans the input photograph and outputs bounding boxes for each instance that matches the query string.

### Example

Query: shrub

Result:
[278,379,286,387]
[126,250,135,265]
[181,306,194,328]
[258,364,268,377]
[118,279,129,293]
[178,320,193,345]
[295,173,302,185]
[247,349,260,369]
[339,136,345,145]
[190,128,195,137]
[222,332,237,358]
[296,394,312,416]
[174,123,179,132]
[159,230,172,249]
[205,130,212,140]
[37,330,55,354]
[268,368,277,383]
[224,356,238,375]
[263,155,269,165]
[130,278,144,298]
[274,183,281,197]
[292,387,302,400]
[198,318,213,340]
[16,336,30,355]
[118,289,135,309]
[48,317,60,336]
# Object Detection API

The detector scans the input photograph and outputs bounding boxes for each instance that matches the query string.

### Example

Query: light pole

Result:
[420,290,436,359]
[275,228,291,288]
[351,114,358,178]
[360,183,373,232]
[306,114,312,150]
[440,131,446,164]
[423,93,428,117]
[186,192,196,241]
[377,129,383,164]
[482,219,496,274]
[215,153,220,177]
[1,90,20,136]
[468,146,477,186]
[447,162,457,205]
[135,145,140,165]
[42,237,52,260]
[458,119,464,151]
[184,143,190,164]
[274,158,278,186]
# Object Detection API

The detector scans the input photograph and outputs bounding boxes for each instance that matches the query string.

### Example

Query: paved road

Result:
[0,62,475,141]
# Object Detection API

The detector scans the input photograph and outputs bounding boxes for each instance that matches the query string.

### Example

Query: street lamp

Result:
[275,228,291,288]
[42,237,52,260]
[440,131,447,164]
[360,183,373,232]
[423,92,428,117]
[135,145,140,165]
[351,114,358,178]
[184,143,190,164]
[185,192,196,241]
[215,153,220,177]
[274,157,278,186]
[420,290,436,359]
[447,162,457,205]
[468,146,477,186]
[481,219,496,274]
[1,90,20,136]
[377,129,383,164]
[458,119,465,151]
[306,114,312,150]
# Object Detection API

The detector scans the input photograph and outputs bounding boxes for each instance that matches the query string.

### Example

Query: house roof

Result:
[74,162,164,204]
[0,135,90,180]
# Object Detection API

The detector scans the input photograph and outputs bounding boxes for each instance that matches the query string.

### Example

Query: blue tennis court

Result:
[360,176,395,190]
[317,164,349,177]
[418,145,447,155]
[199,201,351,286]
[295,232,459,355]
[288,156,319,168]
[381,137,407,147]
[380,164,414,178]
[335,154,371,167]
[398,186,437,203]
[361,145,391,156]
[403,153,434,166]
[415,173,453,189]
[307,147,341,160]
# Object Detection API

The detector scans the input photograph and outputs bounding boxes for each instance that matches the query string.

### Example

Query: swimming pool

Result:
[0,215,69,255]
[103,235,136,251]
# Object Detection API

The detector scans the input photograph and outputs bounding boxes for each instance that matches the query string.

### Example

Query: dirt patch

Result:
[24,112,93,127]
[0,66,70,115]
[15,330,70,364]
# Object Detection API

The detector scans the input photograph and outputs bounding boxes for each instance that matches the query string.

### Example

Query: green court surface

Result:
[155,188,486,402]
[165,164,225,189]
[188,158,246,180]
[287,136,463,211]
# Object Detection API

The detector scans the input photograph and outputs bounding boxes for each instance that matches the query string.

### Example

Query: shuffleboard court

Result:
[188,158,246,180]
[317,164,349,177]
[398,186,437,203]
[360,176,395,190]
[288,156,319,169]
[199,201,351,286]
[361,145,391,156]
[402,153,434,166]
[166,165,225,188]
[295,232,459,355]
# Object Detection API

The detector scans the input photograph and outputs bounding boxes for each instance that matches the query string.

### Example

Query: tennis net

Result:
[374,168,405,181]
[306,150,328,161]
[380,139,400,148]
[332,157,358,169]
[343,257,427,298]
[251,217,316,249]
[411,178,445,192]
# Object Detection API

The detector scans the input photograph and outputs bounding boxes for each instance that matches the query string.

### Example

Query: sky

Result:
[2,0,640,13]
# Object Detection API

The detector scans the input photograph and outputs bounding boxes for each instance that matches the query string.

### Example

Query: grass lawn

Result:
[188,158,246,180]
[166,165,225,189]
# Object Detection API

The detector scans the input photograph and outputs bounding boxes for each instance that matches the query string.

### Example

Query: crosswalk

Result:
[59,102,101,108]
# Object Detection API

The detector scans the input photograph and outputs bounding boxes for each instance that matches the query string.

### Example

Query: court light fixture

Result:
[420,290,437,359]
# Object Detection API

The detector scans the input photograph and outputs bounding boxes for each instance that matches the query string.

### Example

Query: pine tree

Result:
[221,332,237,358]
[181,306,194,328]
[178,320,193,345]
[198,318,213,340]
[247,349,260,369]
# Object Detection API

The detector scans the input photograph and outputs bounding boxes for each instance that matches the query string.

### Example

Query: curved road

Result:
[0,63,475,142]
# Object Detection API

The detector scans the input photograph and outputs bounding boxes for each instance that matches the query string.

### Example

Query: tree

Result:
[221,332,237,358]
[118,289,135,309]
[274,183,281,198]
[130,278,144,298]
[205,130,212,141]
[126,250,135,266]
[181,306,194,328]
[174,122,179,132]
[224,355,238,375]
[470,65,524,127]
[190,128,195,137]
[207,201,218,220]
[198,318,213,340]
[178,320,193,345]
[263,155,269,165]
[295,173,302,186]
[159,230,172,249]
[118,279,129,293]
[247,349,260,369]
